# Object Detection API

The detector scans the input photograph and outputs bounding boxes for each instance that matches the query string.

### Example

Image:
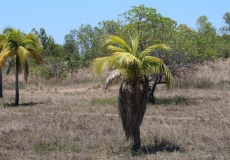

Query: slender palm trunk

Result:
[15,55,19,106]
[0,69,3,97]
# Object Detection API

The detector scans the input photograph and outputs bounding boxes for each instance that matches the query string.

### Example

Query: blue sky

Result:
[1,0,229,44]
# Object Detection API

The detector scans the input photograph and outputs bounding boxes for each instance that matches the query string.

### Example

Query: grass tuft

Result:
[91,98,117,106]
[35,140,77,154]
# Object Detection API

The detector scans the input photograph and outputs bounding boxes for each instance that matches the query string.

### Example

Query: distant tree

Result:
[222,12,230,33]
[196,15,218,59]
[76,24,95,66]
[0,28,43,106]
[91,33,172,152]
[64,29,79,74]
[31,28,49,58]
[218,12,230,59]
[98,20,122,35]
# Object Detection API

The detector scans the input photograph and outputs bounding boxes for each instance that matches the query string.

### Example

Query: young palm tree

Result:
[91,34,172,152]
[0,28,43,106]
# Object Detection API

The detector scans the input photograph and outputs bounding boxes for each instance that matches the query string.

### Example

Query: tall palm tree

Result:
[91,34,172,152]
[0,33,6,97]
[0,28,43,106]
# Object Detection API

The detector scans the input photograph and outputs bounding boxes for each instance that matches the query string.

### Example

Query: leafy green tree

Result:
[119,4,177,49]
[196,15,218,59]
[31,28,49,58]
[221,12,230,33]
[76,24,96,66]
[91,34,172,152]
[64,29,80,74]
[219,12,230,59]
[0,28,43,106]
[98,20,122,35]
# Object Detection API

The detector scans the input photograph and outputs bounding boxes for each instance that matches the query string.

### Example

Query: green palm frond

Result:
[130,33,140,56]
[91,56,111,75]
[160,63,172,88]
[111,52,141,69]
[142,56,163,75]
[139,44,171,59]
[0,50,13,68]
[27,49,43,63]
[106,45,126,53]
[92,32,172,89]
[17,46,28,64]
[0,34,6,50]
[102,35,132,53]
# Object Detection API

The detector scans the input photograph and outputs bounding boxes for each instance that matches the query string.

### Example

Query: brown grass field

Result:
[0,59,229,160]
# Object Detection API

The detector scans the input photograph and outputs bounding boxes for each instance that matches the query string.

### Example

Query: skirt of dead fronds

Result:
[118,82,148,140]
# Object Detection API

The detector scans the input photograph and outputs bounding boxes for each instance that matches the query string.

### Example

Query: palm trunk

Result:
[132,119,141,152]
[118,80,148,152]
[15,55,19,106]
[0,69,3,97]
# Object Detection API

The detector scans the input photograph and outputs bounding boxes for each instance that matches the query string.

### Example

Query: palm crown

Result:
[91,34,172,89]
[0,28,43,81]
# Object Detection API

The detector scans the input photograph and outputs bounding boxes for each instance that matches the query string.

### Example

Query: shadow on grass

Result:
[155,96,196,106]
[132,138,184,156]
[154,96,221,106]
[142,139,184,154]
[4,101,47,107]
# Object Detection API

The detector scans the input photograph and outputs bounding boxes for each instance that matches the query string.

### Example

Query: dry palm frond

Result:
[118,82,148,140]
[104,70,122,90]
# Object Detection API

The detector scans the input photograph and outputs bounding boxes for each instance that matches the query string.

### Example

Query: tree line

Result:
[29,5,230,102]
[26,5,229,79]
[0,5,230,104]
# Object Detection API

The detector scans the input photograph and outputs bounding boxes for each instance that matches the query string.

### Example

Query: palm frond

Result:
[141,55,172,88]
[0,50,13,69]
[106,45,126,53]
[104,68,136,90]
[27,49,43,63]
[139,44,171,59]
[130,33,140,56]
[104,70,122,90]
[111,52,141,69]
[17,46,28,64]
[102,35,132,53]
[160,63,172,88]
[91,56,111,76]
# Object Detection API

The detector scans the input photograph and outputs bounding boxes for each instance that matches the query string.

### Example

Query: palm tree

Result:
[0,33,6,97]
[91,34,172,152]
[0,28,43,106]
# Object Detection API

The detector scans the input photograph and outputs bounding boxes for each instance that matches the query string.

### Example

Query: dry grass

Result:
[0,59,229,160]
